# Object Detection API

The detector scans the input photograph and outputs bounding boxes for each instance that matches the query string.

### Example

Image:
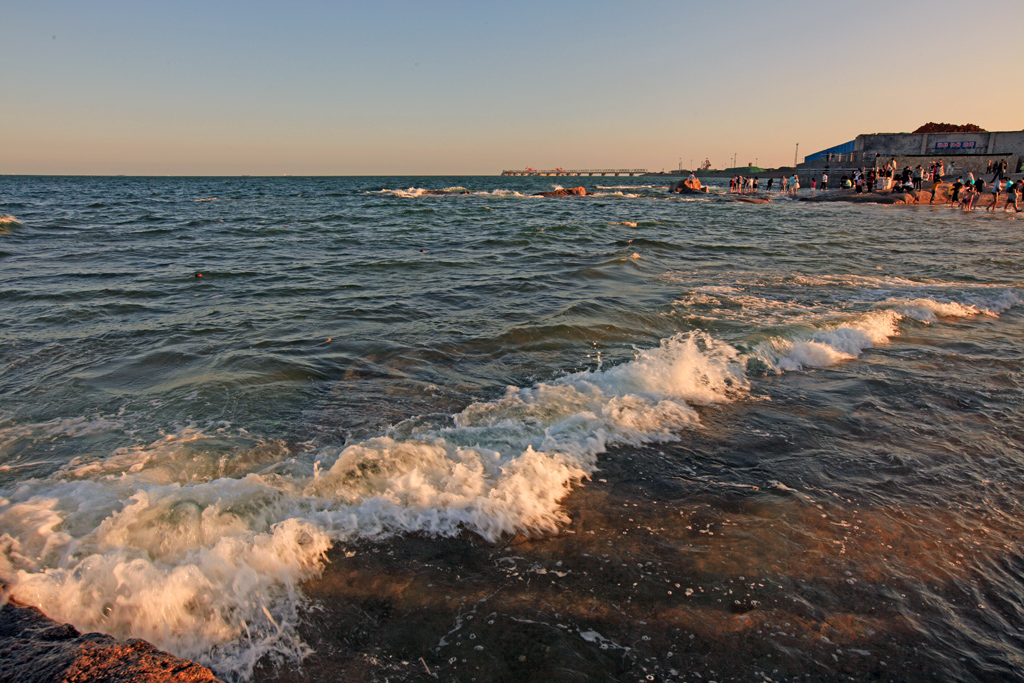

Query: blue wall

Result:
[804,141,855,163]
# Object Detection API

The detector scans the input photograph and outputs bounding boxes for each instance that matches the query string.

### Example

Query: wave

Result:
[376,187,428,198]
[596,185,666,190]
[0,215,22,234]
[0,332,746,679]
[1,283,1018,678]
[748,290,1021,372]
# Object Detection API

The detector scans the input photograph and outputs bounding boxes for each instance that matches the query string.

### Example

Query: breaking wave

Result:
[0,283,1018,678]
[0,332,745,679]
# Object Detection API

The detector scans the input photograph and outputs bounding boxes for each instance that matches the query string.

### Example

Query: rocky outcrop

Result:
[798,191,917,205]
[533,186,588,197]
[670,177,708,194]
[0,600,221,683]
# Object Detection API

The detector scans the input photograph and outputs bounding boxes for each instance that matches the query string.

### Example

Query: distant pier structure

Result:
[501,168,648,177]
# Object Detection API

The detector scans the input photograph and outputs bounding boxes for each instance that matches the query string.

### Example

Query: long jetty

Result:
[501,168,648,177]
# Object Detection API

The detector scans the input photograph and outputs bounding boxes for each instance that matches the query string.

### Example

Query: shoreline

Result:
[0,599,222,683]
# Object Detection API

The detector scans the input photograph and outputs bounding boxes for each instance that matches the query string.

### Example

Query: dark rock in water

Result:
[533,186,588,197]
[0,600,221,683]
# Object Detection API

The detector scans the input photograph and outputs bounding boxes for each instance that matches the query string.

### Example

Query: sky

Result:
[3,0,1023,175]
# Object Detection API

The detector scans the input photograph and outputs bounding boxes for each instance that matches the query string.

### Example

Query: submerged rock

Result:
[0,600,221,683]
[533,186,588,197]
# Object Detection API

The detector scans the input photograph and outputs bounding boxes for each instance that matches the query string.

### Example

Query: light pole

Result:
[794,143,799,168]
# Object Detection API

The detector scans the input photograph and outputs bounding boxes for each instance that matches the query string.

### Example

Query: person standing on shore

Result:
[912,165,923,191]
[1004,179,1022,212]
[949,177,963,205]
[790,174,800,196]
[987,178,1004,211]
[962,184,977,212]
[767,177,774,194]
[991,159,1007,184]
[811,178,816,196]
[821,172,828,191]
[930,173,944,203]
[782,175,789,194]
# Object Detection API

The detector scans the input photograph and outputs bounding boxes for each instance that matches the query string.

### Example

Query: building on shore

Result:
[799,129,1024,180]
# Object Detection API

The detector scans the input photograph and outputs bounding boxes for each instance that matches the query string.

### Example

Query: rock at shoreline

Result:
[0,600,222,683]
[533,186,588,197]
[797,184,952,206]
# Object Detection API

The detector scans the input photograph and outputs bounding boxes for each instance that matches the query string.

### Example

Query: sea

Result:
[1,175,1022,683]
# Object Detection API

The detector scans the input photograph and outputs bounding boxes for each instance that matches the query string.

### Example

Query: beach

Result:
[1,175,1022,683]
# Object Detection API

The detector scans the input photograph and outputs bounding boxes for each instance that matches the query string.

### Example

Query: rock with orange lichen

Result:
[0,600,222,683]
[670,177,709,194]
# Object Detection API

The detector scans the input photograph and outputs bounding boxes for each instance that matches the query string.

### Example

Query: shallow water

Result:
[1,176,1022,682]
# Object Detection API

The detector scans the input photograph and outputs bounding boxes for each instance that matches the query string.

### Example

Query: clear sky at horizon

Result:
[4,0,1022,175]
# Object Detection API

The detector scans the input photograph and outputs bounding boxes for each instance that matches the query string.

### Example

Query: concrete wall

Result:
[799,130,1024,180]
[856,131,1024,157]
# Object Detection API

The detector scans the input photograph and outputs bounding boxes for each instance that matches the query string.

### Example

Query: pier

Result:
[501,168,648,177]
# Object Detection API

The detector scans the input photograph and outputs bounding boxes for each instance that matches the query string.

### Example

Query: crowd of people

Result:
[722,157,1020,211]
[729,173,802,196]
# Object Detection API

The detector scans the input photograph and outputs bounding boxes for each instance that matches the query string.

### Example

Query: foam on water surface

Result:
[2,284,1020,677]
[0,331,747,678]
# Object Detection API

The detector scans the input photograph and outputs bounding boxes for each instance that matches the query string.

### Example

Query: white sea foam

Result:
[749,289,1021,373]
[1,285,1018,676]
[0,332,746,679]
[881,297,982,323]
[596,185,663,190]
[378,187,428,198]
[473,189,526,198]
